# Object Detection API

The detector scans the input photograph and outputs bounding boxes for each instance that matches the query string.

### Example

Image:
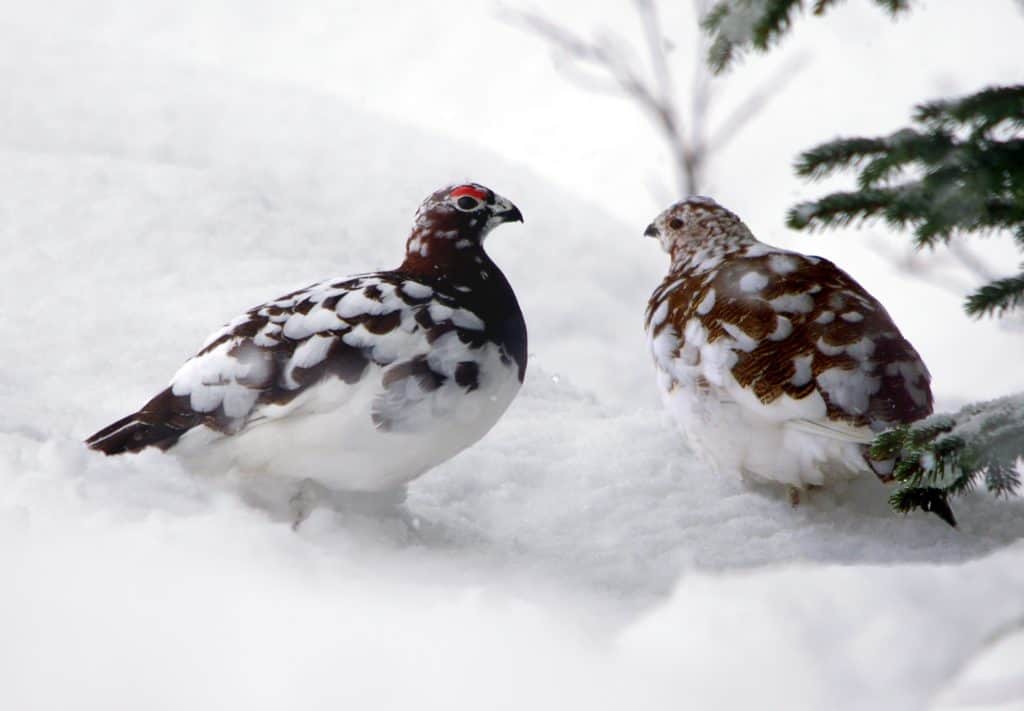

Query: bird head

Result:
[411,183,523,249]
[643,196,754,263]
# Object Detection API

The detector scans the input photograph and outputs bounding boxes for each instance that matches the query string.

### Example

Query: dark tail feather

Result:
[86,412,144,453]
[85,388,200,455]
[85,413,177,454]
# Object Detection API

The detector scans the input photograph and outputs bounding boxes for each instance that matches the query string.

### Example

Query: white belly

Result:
[173,345,522,493]
[655,364,870,488]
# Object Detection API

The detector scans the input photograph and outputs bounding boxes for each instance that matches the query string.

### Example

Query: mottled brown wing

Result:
[653,252,932,429]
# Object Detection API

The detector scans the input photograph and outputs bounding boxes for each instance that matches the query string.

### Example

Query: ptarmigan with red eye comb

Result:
[643,197,952,525]
[87,183,526,522]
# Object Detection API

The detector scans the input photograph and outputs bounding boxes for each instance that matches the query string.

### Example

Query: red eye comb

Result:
[450,185,488,201]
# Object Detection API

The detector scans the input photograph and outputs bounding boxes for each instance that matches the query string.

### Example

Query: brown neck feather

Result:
[396,217,526,381]
[399,210,486,279]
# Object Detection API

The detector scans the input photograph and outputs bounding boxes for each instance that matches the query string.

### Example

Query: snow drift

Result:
[3,4,1024,710]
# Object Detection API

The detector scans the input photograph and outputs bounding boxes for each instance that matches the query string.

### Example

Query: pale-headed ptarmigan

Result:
[642,196,951,524]
[87,183,526,522]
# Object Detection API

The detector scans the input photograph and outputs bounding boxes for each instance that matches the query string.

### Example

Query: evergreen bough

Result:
[701,2,1024,522]
[703,0,911,74]
[872,396,1024,527]
[788,85,1024,319]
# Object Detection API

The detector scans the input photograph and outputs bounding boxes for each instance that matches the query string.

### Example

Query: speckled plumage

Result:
[87,183,526,503]
[644,196,932,490]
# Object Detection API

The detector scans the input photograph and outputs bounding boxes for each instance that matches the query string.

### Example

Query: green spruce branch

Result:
[965,271,1024,317]
[703,0,911,73]
[872,396,1024,526]
[788,85,1024,271]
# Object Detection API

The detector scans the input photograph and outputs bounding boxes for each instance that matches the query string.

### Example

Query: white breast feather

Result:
[647,257,883,487]
[166,276,522,493]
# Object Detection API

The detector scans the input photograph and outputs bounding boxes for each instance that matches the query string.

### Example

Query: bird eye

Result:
[669,218,683,230]
[456,196,480,211]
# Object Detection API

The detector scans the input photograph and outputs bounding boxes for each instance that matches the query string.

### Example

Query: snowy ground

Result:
[3,2,1024,709]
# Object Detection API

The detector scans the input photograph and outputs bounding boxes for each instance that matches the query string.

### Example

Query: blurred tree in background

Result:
[508,0,804,198]
[704,0,1024,523]
[702,0,911,73]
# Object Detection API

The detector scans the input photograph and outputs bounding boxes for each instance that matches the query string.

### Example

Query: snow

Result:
[934,623,1024,710]
[4,1,1024,709]
[907,394,1024,491]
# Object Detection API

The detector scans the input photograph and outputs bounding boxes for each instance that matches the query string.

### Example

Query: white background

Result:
[2,1,1024,708]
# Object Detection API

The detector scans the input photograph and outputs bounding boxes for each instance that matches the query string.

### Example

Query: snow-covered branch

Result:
[874,394,1024,524]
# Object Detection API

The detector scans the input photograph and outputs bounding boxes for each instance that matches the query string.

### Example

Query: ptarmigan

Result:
[87,183,526,521]
[642,197,948,523]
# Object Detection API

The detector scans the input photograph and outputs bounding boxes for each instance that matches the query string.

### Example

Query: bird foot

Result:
[788,486,801,507]
[289,478,327,530]
[288,482,417,536]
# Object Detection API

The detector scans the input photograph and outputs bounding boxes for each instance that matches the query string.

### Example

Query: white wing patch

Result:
[167,275,495,433]
[769,292,815,314]
[739,271,769,293]
[282,307,343,339]
[816,367,881,417]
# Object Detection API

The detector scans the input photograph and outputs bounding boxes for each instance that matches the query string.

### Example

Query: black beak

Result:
[496,204,524,224]
[489,192,524,224]
[644,223,659,238]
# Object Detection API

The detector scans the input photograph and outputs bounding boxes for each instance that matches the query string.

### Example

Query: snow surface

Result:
[3,2,1024,709]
